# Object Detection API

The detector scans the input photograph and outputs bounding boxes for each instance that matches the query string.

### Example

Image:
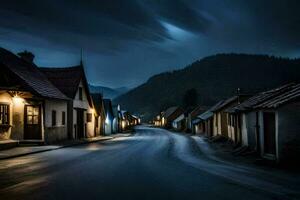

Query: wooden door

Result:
[76,109,84,138]
[24,105,41,140]
[263,112,276,155]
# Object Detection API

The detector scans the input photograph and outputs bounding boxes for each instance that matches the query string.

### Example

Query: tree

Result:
[182,88,198,108]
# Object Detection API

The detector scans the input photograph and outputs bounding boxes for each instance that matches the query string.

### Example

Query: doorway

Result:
[76,109,84,138]
[263,112,276,156]
[24,105,42,140]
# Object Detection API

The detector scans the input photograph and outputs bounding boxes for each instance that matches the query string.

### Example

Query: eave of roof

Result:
[0,47,68,100]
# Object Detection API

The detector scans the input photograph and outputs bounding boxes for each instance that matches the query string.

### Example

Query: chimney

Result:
[18,51,35,63]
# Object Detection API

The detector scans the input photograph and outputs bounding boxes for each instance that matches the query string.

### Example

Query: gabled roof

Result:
[0,47,68,100]
[212,94,251,112]
[190,106,207,118]
[228,83,296,113]
[40,65,93,106]
[162,106,179,118]
[254,83,300,109]
[195,101,223,122]
[173,113,185,123]
[211,96,239,112]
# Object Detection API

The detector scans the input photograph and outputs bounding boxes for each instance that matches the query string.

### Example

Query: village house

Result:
[0,48,69,145]
[192,101,223,136]
[162,107,184,129]
[172,112,185,131]
[186,106,206,132]
[40,64,96,139]
[228,83,300,163]
[103,99,115,135]
[211,95,250,139]
[193,110,213,136]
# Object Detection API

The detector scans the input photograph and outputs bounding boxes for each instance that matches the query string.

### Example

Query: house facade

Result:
[0,48,69,144]
[41,65,96,139]
[212,95,250,139]
[228,83,300,163]
[172,113,185,131]
[162,107,184,129]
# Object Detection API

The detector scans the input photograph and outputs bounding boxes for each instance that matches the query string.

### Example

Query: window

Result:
[0,104,9,125]
[87,113,92,122]
[52,110,56,126]
[62,111,66,125]
[79,87,83,100]
[26,106,39,125]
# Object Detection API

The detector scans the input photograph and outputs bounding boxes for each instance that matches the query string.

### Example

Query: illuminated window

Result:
[27,106,39,125]
[0,104,9,125]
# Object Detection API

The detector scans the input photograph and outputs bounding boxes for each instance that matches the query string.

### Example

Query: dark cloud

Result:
[0,1,299,88]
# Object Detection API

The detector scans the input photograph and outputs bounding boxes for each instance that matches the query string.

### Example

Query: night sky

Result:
[0,0,299,88]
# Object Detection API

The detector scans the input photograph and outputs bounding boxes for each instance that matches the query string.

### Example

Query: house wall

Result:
[277,102,300,163]
[213,112,222,136]
[11,96,26,140]
[72,80,95,138]
[44,99,68,143]
[86,106,95,138]
[227,114,234,141]
[241,113,248,146]
[0,91,48,142]
[244,111,258,150]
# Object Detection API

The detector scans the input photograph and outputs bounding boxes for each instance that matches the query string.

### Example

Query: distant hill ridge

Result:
[114,53,300,121]
[89,84,130,99]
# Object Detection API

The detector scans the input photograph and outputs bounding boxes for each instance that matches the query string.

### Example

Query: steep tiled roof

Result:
[162,106,179,118]
[211,96,239,112]
[0,47,68,100]
[228,83,296,113]
[254,83,300,109]
[40,66,83,98]
[195,100,224,122]
[40,65,93,106]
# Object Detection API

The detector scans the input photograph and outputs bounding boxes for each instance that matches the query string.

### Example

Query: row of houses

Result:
[0,47,140,146]
[153,84,300,163]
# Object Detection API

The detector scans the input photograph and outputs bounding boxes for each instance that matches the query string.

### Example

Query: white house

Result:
[41,64,96,139]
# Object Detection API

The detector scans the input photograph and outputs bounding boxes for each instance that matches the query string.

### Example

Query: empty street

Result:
[0,126,299,200]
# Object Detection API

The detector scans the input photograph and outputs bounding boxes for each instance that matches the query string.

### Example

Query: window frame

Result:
[62,111,66,126]
[0,103,9,125]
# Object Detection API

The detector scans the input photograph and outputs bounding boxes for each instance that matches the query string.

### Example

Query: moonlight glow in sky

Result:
[0,0,299,88]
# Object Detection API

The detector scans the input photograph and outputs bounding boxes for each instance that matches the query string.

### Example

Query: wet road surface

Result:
[0,126,299,200]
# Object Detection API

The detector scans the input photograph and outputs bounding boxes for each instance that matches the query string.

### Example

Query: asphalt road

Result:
[0,126,299,200]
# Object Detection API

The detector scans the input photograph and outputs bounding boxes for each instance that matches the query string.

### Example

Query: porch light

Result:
[12,95,24,106]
